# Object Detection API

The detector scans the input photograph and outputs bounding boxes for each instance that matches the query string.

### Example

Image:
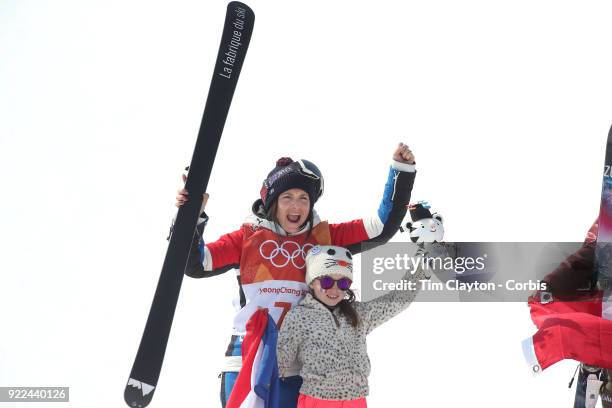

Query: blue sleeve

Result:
[347,166,416,254]
[377,167,399,223]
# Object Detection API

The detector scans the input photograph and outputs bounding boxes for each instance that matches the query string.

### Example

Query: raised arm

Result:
[356,258,429,334]
[330,143,417,253]
[175,177,243,278]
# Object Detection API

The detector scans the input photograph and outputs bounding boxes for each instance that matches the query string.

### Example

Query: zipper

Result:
[391,170,399,201]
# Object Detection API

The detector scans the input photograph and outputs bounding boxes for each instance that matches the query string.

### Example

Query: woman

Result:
[177,143,416,407]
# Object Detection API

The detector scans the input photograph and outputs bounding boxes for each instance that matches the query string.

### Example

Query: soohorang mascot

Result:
[400,201,444,243]
[400,201,449,276]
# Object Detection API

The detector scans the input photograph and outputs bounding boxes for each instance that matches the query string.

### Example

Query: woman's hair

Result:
[338,289,360,328]
[265,200,314,238]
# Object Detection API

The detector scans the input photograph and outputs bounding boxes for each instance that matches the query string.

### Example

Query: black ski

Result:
[124,3,254,407]
[573,124,612,408]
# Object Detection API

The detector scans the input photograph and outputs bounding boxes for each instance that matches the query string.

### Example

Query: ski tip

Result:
[124,378,156,408]
[228,1,255,19]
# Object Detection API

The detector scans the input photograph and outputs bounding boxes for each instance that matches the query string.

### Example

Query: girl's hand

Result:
[393,142,415,164]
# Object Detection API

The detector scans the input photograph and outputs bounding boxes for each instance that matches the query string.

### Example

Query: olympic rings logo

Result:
[259,240,314,269]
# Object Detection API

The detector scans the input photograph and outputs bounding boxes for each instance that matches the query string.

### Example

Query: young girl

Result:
[276,245,429,408]
[177,144,417,407]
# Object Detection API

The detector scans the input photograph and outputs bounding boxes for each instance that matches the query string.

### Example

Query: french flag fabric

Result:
[523,290,612,372]
[227,309,280,408]
[523,221,612,372]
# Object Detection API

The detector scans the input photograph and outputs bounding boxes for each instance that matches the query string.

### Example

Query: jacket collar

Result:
[300,292,340,314]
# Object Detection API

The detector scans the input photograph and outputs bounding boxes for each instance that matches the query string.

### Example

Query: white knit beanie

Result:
[305,245,353,284]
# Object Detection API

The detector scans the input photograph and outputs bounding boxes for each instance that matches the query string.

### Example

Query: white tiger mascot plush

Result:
[401,201,444,243]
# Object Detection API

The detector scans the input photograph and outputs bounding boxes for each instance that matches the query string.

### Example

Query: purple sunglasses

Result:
[317,276,352,291]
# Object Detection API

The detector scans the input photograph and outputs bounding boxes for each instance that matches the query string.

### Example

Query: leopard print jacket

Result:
[277,267,428,400]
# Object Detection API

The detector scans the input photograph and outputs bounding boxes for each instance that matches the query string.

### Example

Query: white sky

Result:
[2,0,612,407]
